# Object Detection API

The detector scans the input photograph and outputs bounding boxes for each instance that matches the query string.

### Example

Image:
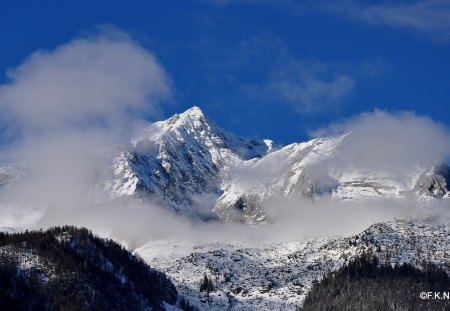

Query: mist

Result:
[0,29,449,251]
[22,195,450,251]
[0,28,172,236]
[311,110,450,170]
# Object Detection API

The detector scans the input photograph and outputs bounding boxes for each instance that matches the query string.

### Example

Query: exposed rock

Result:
[414,162,450,197]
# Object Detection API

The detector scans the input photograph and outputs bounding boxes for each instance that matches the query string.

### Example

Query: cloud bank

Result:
[0,28,172,221]
[312,110,450,169]
[0,28,171,141]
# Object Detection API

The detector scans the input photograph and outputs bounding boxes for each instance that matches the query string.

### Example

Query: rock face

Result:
[96,106,275,219]
[97,107,448,223]
[98,108,355,223]
[414,162,450,198]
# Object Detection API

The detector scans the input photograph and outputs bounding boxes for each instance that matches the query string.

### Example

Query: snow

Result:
[0,243,49,282]
[1,106,450,310]
[95,106,275,218]
[110,107,442,223]
[163,301,183,311]
[137,218,450,311]
[2,107,448,224]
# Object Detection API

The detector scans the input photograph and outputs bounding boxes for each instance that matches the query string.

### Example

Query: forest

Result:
[0,226,181,311]
[302,252,450,310]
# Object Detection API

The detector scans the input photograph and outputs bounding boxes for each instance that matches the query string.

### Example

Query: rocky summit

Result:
[95,107,449,223]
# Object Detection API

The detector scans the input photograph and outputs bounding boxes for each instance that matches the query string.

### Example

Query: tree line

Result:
[302,252,450,310]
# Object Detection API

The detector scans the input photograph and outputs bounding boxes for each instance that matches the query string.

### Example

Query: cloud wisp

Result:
[332,0,450,43]
[237,39,358,115]
[265,58,355,114]
[233,36,388,116]
[205,0,450,43]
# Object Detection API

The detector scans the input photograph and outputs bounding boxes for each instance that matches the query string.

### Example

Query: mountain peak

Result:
[181,106,205,118]
[162,106,210,130]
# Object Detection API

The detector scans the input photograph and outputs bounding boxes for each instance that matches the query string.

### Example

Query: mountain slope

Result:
[0,226,179,311]
[137,218,450,311]
[303,253,450,311]
[97,107,449,223]
[414,162,450,198]
[96,107,275,219]
[2,107,449,224]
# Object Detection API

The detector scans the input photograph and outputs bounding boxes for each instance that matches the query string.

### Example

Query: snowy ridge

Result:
[96,106,275,218]
[1,107,449,223]
[98,107,449,222]
[0,107,449,310]
[137,218,450,311]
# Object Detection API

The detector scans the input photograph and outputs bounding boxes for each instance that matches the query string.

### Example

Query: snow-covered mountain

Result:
[95,106,450,223]
[95,106,276,219]
[414,162,450,198]
[1,106,449,311]
[137,218,450,311]
[1,106,449,224]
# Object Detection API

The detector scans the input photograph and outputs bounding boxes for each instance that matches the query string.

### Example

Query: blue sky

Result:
[0,0,449,144]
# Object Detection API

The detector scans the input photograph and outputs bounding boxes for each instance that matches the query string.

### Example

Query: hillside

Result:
[303,253,450,311]
[138,218,450,311]
[0,226,184,311]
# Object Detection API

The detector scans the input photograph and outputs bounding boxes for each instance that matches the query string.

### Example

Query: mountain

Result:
[95,107,449,223]
[96,106,276,219]
[0,226,185,311]
[137,218,450,311]
[0,107,449,311]
[414,162,450,198]
[1,107,449,224]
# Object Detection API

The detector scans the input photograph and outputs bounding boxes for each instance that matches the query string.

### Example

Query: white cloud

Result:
[0,27,448,248]
[0,28,172,213]
[311,110,450,169]
[0,28,171,138]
